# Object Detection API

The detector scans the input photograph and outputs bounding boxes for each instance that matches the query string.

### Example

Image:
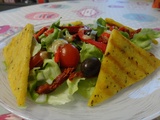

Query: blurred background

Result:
[0,0,36,11]
[0,0,66,11]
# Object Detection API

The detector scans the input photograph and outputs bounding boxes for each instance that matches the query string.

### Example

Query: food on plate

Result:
[88,29,160,106]
[3,24,34,106]
[3,18,160,107]
[105,18,135,32]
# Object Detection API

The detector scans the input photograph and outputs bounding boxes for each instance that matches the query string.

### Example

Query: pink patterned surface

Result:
[0,113,24,120]
[0,25,22,41]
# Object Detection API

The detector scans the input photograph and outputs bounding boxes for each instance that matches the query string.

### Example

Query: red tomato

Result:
[30,51,49,70]
[59,44,80,68]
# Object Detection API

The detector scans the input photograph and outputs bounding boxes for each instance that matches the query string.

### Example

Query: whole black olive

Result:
[80,57,101,77]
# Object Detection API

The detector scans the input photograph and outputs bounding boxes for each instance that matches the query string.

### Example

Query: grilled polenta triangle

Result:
[105,18,135,32]
[88,29,160,106]
[3,24,34,106]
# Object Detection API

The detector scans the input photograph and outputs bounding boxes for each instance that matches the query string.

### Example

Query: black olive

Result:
[80,57,101,77]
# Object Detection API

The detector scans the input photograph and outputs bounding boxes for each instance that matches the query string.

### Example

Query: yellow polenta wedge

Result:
[105,18,135,32]
[88,29,160,106]
[105,18,158,45]
[3,24,34,106]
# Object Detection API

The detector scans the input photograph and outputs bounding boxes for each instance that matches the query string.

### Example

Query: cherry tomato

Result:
[59,44,80,68]
[30,51,49,70]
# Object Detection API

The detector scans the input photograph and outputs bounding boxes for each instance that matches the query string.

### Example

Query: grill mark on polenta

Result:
[88,29,160,107]
[105,54,135,88]
[130,43,157,68]
[110,38,153,77]
[101,59,127,90]
[99,74,117,96]
[96,68,121,97]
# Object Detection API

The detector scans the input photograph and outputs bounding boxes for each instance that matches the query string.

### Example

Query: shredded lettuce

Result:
[131,29,160,50]
[80,43,103,62]
[31,38,41,56]
[78,77,97,98]
[28,18,160,106]
[41,28,61,47]
[42,59,61,80]
[29,43,103,105]
[120,31,130,39]
[47,43,104,105]
[67,77,85,95]
[96,17,108,37]
[47,83,74,105]
[94,18,160,51]
[48,77,85,105]
[28,58,61,103]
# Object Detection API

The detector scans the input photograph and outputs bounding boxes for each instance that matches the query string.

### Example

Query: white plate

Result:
[0,19,160,120]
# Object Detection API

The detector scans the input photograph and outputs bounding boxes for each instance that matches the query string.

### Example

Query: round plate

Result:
[0,19,160,120]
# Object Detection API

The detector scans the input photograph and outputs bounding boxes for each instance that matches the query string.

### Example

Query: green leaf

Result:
[50,17,61,28]
[67,77,85,95]
[80,43,103,62]
[131,28,160,50]
[78,77,97,99]
[96,18,108,37]
[47,83,74,105]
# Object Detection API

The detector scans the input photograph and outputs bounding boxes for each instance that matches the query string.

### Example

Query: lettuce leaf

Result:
[34,58,61,83]
[77,43,103,98]
[78,77,97,98]
[31,38,41,56]
[47,83,74,105]
[80,43,103,62]
[28,58,61,103]
[96,17,108,37]
[67,77,85,95]
[48,77,86,105]
[29,59,86,105]
[47,43,104,105]
[131,29,160,50]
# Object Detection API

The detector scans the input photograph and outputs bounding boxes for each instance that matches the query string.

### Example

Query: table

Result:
[0,0,160,119]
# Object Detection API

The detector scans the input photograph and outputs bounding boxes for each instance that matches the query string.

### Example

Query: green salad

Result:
[28,18,160,105]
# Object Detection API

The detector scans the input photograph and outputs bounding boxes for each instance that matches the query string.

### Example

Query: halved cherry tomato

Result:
[54,47,61,63]
[30,51,49,70]
[59,44,80,68]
